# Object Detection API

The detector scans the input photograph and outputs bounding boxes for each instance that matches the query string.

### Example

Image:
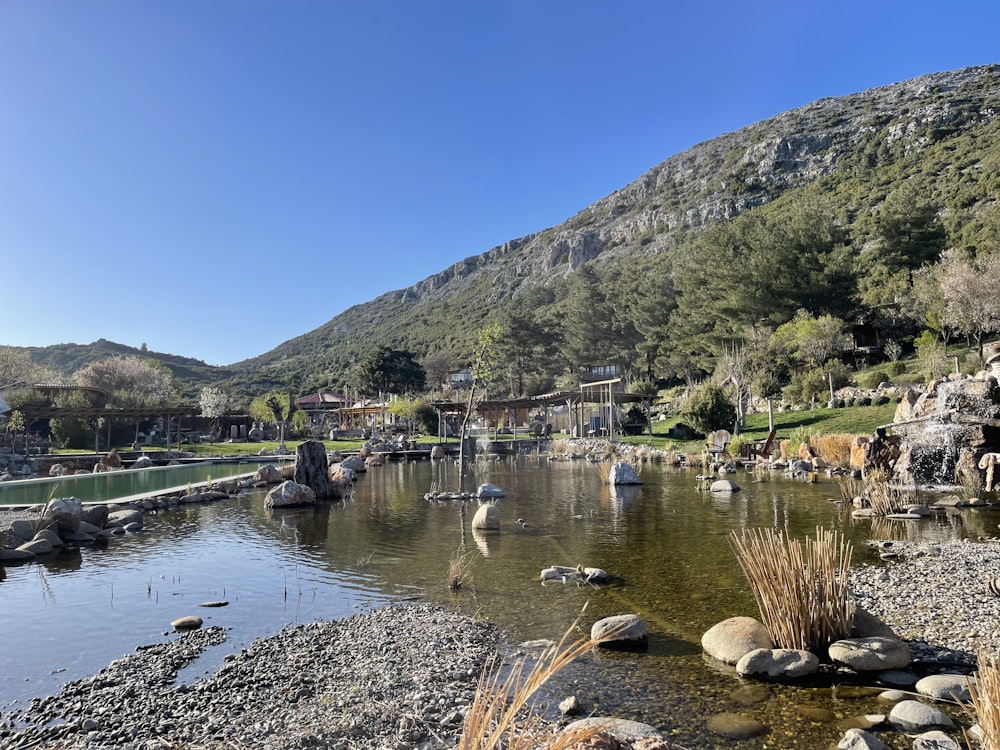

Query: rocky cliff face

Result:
[238,64,1000,378]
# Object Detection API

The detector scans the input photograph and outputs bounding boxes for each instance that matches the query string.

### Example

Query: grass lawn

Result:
[620,402,898,453]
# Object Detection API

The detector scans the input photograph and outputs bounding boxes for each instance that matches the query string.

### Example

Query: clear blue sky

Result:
[2,1,997,366]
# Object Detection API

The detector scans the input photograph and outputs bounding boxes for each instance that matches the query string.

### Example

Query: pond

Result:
[0,456,993,749]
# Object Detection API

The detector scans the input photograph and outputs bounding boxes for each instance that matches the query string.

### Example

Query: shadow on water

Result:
[1,457,996,748]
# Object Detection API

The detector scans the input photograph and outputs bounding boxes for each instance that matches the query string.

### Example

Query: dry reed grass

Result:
[457,608,615,750]
[835,475,864,503]
[448,549,474,590]
[968,650,1000,750]
[730,526,854,652]
[811,434,855,468]
[863,470,907,515]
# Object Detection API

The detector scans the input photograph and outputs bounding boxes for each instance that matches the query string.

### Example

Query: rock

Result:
[709,479,740,493]
[77,520,103,535]
[0,548,35,561]
[16,538,53,555]
[837,728,886,750]
[471,503,500,530]
[123,521,143,533]
[735,648,819,680]
[911,730,962,750]
[45,497,83,532]
[171,615,204,631]
[591,614,648,651]
[340,455,366,473]
[81,505,109,528]
[430,445,446,459]
[294,440,333,499]
[48,463,64,476]
[702,616,773,665]
[198,601,229,608]
[914,673,973,702]
[264,481,316,509]
[558,695,580,716]
[563,717,662,743]
[887,700,954,732]
[254,465,282,484]
[32,528,63,548]
[476,483,506,499]
[706,712,769,739]
[828,637,912,671]
[608,461,642,485]
[330,466,357,485]
[132,455,154,469]
[876,670,917,688]
[106,509,143,528]
[851,606,898,638]
[9,519,42,541]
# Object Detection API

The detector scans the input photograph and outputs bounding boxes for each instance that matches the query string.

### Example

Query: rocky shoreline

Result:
[0,603,503,750]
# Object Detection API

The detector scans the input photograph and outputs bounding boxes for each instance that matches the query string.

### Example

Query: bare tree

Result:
[938,249,1000,367]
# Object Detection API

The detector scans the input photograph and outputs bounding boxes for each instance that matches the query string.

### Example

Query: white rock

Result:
[702,616,773,665]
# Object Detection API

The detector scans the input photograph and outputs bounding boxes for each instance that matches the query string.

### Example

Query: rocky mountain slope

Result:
[12,64,1000,394]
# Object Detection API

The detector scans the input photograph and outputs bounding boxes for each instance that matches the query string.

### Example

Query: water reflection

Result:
[1,458,996,748]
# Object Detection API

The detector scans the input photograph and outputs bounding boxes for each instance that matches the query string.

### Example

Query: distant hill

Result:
[15,339,234,400]
[13,64,1000,397]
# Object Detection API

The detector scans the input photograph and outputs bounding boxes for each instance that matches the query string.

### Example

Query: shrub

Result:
[858,370,889,390]
[853,396,872,407]
[873,395,890,406]
[681,382,737,435]
[886,360,906,377]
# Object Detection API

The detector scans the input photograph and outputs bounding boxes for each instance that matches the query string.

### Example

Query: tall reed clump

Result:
[968,650,1000,750]
[729,526,855,653]
[811,434,855,468]
[863,469,907,515]
[457,609,614,750]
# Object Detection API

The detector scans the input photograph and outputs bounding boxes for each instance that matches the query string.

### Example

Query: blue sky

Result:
[2,1,997,366]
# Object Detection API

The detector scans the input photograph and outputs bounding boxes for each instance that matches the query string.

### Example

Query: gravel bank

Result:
[0,603,501,750]
[850,538,1000,666]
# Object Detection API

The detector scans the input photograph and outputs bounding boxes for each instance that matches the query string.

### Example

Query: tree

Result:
[681,382,737,436]
[250,391,295,445]
[937,248,1000,366]
[856,188,947,315]
[769,310,850,372]
[74,355,176,408]
[199,386,241,441]
[458,323,501,490]
[356,347,426,399]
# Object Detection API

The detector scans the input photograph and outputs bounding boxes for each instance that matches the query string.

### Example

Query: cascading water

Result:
[890,375,1000,487]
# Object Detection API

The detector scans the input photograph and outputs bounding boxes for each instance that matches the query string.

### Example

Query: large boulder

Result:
[887,700,954,732]
[339,455,366,473]
[294,440,332,499]
[264,480,316,509]
[44,497,83,532]
[590,614,648,651]
[254,465,282,484]
[702,616,773,665]
[471,503,500,530]
[132,455,154,469]
[828,637,912,671]
[608,462,642,485]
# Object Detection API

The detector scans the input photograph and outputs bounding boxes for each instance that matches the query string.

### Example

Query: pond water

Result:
[0,456,994,749]
[0,459,289,506]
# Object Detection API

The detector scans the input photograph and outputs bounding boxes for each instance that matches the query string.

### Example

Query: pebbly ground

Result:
[0,603,501,750]
[849,537,1000,666]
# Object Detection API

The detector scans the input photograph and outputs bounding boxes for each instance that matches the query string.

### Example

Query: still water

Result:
[0,457,993,749]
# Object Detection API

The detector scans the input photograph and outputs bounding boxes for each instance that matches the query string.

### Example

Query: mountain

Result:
[230,64,1000,390]
[12,64,1000,396]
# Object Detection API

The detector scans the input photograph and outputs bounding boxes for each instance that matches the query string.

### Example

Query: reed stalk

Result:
[729,526,854,652]
[811,433,854,468]
[968,650,1000,750]
[457,608,615,750]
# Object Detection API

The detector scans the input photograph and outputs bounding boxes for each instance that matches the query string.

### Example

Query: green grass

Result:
[621,402,898,453]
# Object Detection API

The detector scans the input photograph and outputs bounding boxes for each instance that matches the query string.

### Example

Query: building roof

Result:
[296,391,347,407]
